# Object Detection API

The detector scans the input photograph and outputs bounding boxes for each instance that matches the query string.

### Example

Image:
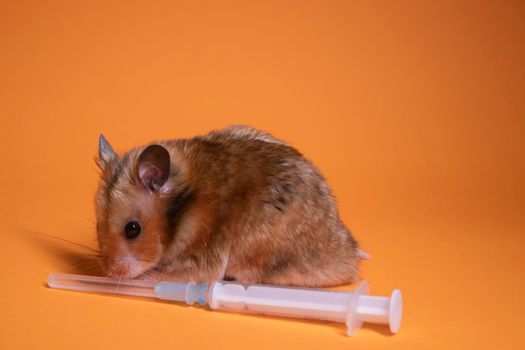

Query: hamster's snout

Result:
[101,255,149,279]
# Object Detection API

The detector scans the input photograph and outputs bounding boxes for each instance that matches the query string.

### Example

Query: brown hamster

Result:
[95,125,365,287]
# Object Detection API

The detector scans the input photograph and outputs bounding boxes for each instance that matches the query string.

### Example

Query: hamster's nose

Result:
[101,257,130,278]
[104,256,146,279]
[105,264,132,279]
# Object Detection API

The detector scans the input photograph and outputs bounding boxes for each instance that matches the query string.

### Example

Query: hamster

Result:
[95,125,365,287]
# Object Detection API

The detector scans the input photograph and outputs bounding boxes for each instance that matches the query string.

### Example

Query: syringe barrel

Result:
[209,282,353,322]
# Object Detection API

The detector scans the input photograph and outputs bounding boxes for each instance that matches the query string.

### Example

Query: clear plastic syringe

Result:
[48,273,402,336]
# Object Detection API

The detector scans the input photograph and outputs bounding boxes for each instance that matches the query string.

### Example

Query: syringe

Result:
[47,273,402,336]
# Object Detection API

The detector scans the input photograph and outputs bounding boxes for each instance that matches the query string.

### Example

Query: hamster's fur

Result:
[95,125,363,287]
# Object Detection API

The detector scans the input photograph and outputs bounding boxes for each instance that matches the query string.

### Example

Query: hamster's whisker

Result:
[68,260,100,270]
[38,251,101,267]
[68,252,102,259]
[139,271,158,282]
[140,273,154,281]
[23,229,100,253]
[115,272,124,293]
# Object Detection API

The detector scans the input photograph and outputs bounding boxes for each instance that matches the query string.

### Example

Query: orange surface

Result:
[1,1,524,349]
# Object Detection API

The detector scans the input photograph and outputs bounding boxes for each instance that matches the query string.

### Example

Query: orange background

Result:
[1,1,524,349]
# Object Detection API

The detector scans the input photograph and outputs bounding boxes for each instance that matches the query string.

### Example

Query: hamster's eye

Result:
[124,221,141,240]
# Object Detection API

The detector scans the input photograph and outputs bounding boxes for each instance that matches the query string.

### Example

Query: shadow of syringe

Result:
[47,273,402,336]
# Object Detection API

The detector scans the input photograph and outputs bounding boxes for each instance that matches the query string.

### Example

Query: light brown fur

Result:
[95,125,362,287]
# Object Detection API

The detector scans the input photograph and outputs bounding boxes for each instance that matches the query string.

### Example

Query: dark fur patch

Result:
[262,200,284,212]
[166,188,195,239]
[263,182,293,212]
[267,255,294,275]
[281,182,293,194]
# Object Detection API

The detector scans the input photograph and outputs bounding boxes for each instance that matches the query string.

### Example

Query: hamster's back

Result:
[175,126,361,286]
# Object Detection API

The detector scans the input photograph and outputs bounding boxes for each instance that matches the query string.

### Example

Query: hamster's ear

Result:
[97,134,118,169]
[137,144,171,192]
